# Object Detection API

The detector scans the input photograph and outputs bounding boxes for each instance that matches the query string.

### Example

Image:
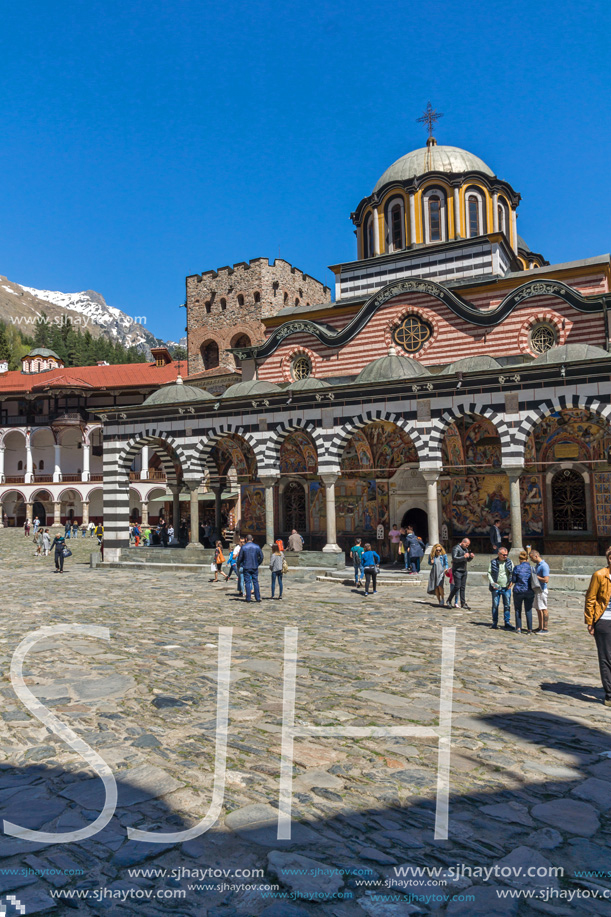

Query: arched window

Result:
[237,294,244,306]
[468,196,479,237]
[385,198,404,252]
[17,461,23,470]
[220,298,227,311]
[284,292,289,305]
[422,188,447,243]
[39,460,44,470]
[231,334,251,350]
[429,196,441,242]
[295,298,299,307]
[205,301,211,314]
[201,341,219,370]
[283,481,306,532]
[253,291,261,304]
[551,469,587,531]
[364,213,375,258]
[497,199,510,238]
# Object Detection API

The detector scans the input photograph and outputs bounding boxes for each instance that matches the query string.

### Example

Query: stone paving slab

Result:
[0,529,610,915]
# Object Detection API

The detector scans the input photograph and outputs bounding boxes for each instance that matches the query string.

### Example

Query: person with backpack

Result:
[361,542,380,596]
[270,543,285,599]
[350,537,365,587]
[213,541,225,583]
[237,534,264,602]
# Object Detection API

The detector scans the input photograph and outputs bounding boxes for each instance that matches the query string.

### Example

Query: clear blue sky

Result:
[0,0,609,341]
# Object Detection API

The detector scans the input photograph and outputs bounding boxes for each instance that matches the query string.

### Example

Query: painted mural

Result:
[450,474,510,536]
[442,417,501,471]
[341,422,417,477]
[520,474,544,537]
[594,472,611,537]
[280,432,318,475]
[239,484,266,533]
[212,435,257,480]
[442,422,464,469]
[309,481,326,532]
[532,409,609,465]
[308,478,389,534]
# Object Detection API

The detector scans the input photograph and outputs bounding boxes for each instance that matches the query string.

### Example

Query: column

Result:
[82,501,90,526]
[53,443,62,482]
[140,445,149,480]
[141,501,149,526]
[372,206,380,255]
[422,470,441,547]
[0,501,3,527]
[511,207,518,253]
[53,500,62,526]
[492,192,499,232]
[0,446,5,484]
[25,501,33,523]
[453,187,460,239]
[321,472,341,553]
[260,475,279,549]
[81,442,90,482]
[505,467,524,554]
[186,483,203,548]
[102,435,131,562]
[169,484,181,532]
[25,439,34,484]
[213,486,223,536]
[408,193,416,246]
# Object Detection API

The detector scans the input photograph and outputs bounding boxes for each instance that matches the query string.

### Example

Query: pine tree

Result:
[0,325,11,362]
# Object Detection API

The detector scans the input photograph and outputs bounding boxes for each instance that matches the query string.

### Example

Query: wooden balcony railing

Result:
[129,471,167,482]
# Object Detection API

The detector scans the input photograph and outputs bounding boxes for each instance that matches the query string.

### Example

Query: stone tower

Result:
[186,258,331,376]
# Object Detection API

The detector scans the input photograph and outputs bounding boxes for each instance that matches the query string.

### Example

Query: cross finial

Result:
[417,101,443,139]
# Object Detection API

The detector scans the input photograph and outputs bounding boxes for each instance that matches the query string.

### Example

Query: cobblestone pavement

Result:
[1,529,610,916]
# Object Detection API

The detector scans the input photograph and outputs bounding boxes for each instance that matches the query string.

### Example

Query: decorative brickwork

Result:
[186,258,330,376]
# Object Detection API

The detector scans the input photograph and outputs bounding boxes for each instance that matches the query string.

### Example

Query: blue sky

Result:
[0,0,609,341]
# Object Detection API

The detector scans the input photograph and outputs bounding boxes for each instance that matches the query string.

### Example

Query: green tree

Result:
[0,325,11,362]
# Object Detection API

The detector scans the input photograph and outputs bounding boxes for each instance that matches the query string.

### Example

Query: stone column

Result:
[505,467,524,554]
[492,192,499,231]
[82,501,89,525]
[0,446,5,484]
[169,485,181,531]
[0,501,3,527]
[213,486,223,536]
[321,473,341,553]
[186,483,203,548]
[140,445,149,480]
[141,501,149,526]
[408,193,416,246]
[53,443,62,482]
[25,501,33,523]
[453,187,461,239]
[53,500,62,526]
[259,475,279,549]
[422,470,441,547]
[25,439,34,484]
[81,442,90,482]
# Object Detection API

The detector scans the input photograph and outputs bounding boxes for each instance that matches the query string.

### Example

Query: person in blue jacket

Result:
[512,549,535,634]
[403,526,425,573]
[237,534,264,603]
[360,542,380,596]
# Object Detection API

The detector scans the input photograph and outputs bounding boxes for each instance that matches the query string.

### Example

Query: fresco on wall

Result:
[440,479,453,537]
[524,433,537,469]
[520,474,544,537]
[280,432,318,475]
[594,472,611,537]
[341,422,417,477]
[464,419,502,468]
[442,422,464,469]
[239,484,266,532]
[533,409,608,465]
[308,478,388,534]
[450,474,510,536]
[309,481,326,532]
[213,435,257,480]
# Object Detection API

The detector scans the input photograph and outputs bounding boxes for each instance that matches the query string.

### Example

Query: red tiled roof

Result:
[0,361,179,395]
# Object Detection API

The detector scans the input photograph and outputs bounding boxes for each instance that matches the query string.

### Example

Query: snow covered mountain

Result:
[0,276,170,356]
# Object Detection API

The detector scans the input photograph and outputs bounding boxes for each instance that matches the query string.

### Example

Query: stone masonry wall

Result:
[186,258,330,375]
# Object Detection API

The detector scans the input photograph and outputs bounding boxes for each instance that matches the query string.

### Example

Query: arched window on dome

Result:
[385,197,405,252]
[422,188,447,244]
[465,188,486,239]
[497,199,510,238]
[363,213,375,258]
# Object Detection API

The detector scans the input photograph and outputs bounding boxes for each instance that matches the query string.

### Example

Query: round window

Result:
[292,355,311,380]
[393,316,432,354]
[530,323,556,355]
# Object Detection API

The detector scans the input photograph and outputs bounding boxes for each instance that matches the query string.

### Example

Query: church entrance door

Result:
[401,507,428,543]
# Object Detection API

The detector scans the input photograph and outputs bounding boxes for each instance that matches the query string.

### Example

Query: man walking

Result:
[489,516,502,554]
[585,546,611,707]
[488,546,514,629]
[530,549,550,634]
[237,534,263,602]
[447,538,475,609]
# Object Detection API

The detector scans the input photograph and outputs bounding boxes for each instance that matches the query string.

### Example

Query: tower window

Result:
[237,294,244,306]
[205,301,211,314]
[468,196,480,237]
[498,199,510,238]
[295,298,299,307]
[391,204,403,250]
[254,291,261,303]
[220,298,227,311]
[284,292,289,305]
[429,196,441,242]
[201,341,219,370]
[364,213,374,258]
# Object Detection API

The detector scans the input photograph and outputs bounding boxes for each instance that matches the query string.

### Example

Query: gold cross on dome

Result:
[417,102,444,138]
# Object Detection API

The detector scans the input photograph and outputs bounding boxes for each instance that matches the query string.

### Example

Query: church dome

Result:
[440,355,501,375]
[287,376,331,392]
[222,379,282,398]
[355,347,429,384]
[531,344,610,366]
[373,141,494,193]
[143,376,213,406]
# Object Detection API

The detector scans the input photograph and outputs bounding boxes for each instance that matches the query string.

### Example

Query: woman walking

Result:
[270,543,285,599]
[427,544,449,605]
[33,529,43,556]
[361,542,380,596]
[52,533,67,574]
[213,541,225,583]
[512,549,535,634]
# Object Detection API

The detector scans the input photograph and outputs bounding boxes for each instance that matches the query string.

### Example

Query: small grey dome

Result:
[143,376,213,406]
[374,143,494,193]
[440,355,501,375]
[222,379,282,399]
[531,344,610,366]
[287,377,331,392]
[355,347,429,384]
[517,234,531,253]
[25,347,61,359]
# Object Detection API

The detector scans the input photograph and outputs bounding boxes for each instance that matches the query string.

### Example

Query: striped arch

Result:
[323,408,426,472]
[188,422,265,481]
[117,434,188,484]
[513,394,611,453]
[261,418,321,472]
[428,402,515,465]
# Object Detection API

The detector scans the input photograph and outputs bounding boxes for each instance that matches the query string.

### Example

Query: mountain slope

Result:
[0,275,161,355]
